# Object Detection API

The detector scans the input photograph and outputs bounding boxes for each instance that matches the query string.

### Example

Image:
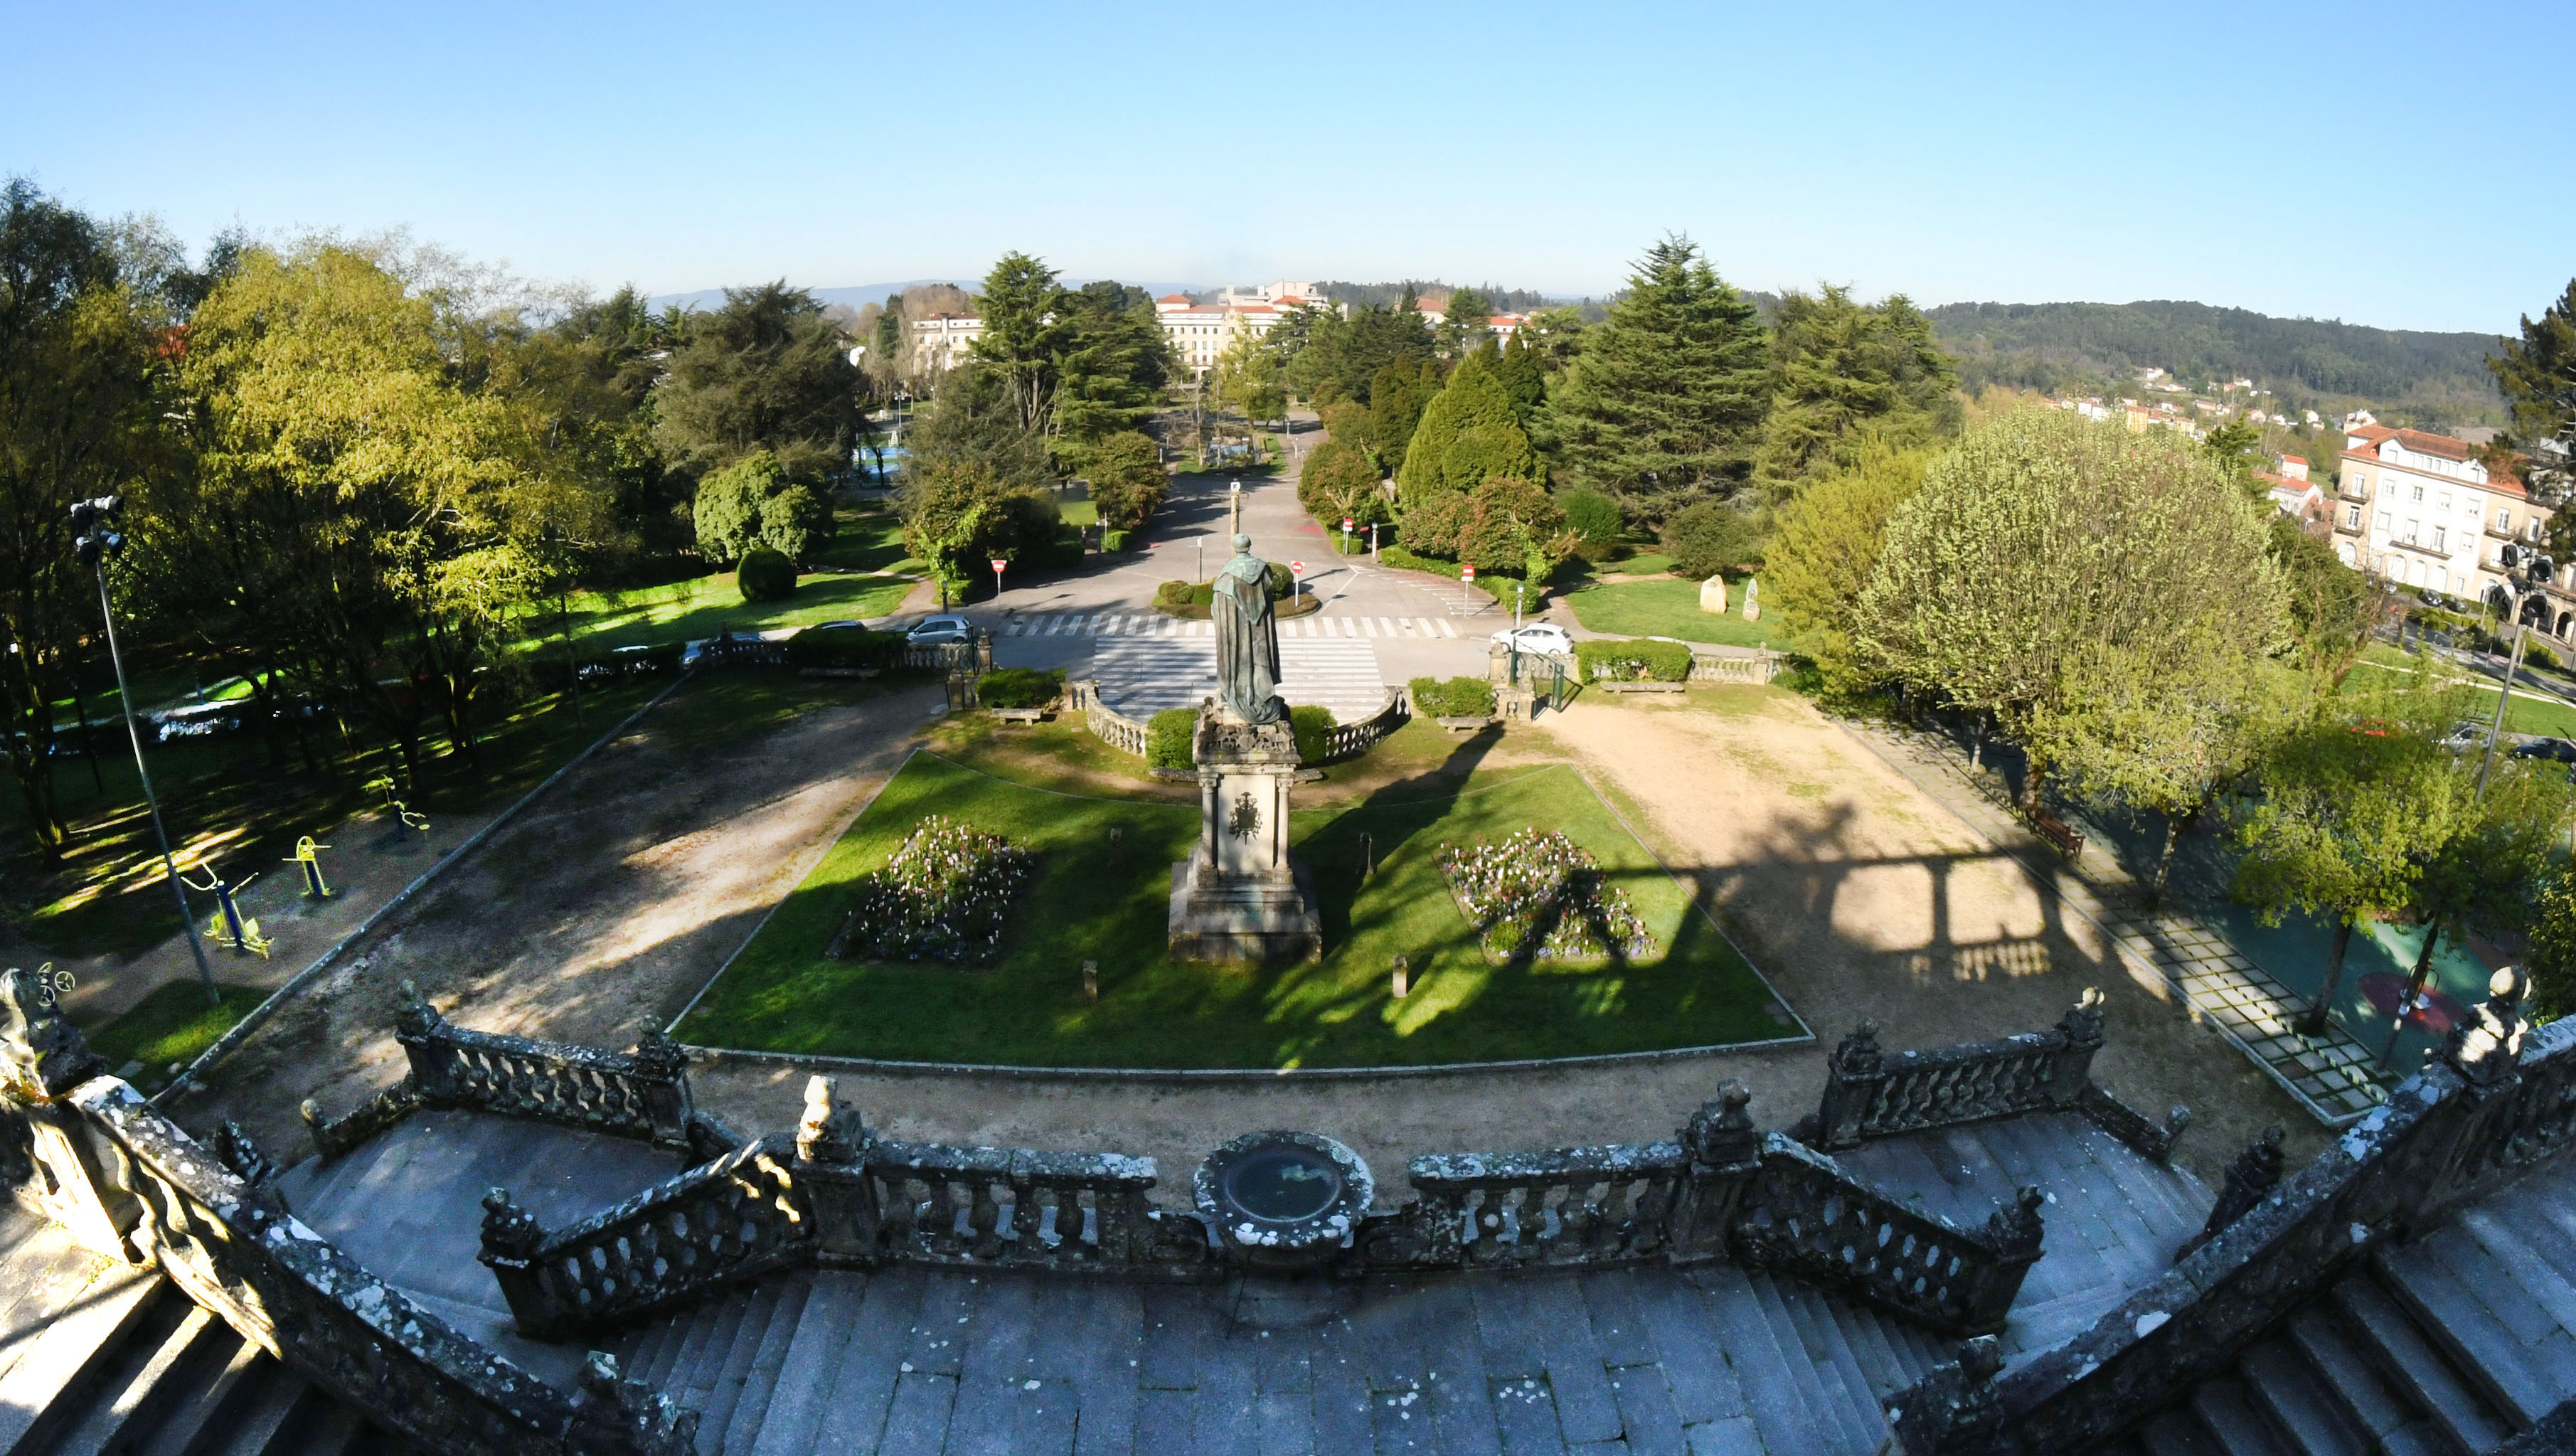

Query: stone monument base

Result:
[1168,845,1322,962]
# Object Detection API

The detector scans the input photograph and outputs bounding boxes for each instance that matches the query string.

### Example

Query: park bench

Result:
[1435,716,1496,733]
[2027,807,2085,859]
[1597,681,1685,694]
[989,707,1048,724]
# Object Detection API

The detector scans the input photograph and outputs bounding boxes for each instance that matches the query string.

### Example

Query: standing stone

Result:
[1699,574,1727,614]
[1742,576,1760,622]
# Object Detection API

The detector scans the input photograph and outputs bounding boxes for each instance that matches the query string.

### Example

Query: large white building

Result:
[1154,289,1320,373]
[909,313,984,373]
[2330,423,2576,632]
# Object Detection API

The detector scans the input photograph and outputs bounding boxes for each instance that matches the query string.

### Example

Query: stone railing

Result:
[1316,686,1409,761]
[1888,972,2575,1454]
[856,1137,1205,1272]
[482,1136,814,1341]
[1687,649,1784,684]
[1372,1141,1691,1272]
[0,969,693,1455]
[1798,990,2191,1165]
[1065,678,1151,757]
[299,1078,422,1159]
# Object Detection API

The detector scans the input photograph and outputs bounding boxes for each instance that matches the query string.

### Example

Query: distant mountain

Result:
[646,279,1211,314]
[1925,299,2508,430]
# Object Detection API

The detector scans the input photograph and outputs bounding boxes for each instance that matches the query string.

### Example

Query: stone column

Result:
[393,981,459,1102]
[478,1187,562,1338]
[629,1031,695,1152]
[1668,1081,1763,1262]
[2048,987,2107,1108]
[1812,1020,1888,1151]
[794,1075,882,1266]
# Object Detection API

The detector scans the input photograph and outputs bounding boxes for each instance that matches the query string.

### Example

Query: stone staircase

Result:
[2094,1152,2576,1456]
[0,1199,400,1455]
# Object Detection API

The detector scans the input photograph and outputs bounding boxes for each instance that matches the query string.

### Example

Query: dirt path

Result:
[177,678,943,1152]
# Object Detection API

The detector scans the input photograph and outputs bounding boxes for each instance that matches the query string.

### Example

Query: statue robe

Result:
[1212,555,1286,724]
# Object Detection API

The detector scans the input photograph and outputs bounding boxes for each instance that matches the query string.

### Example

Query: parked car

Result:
[2511,736,2576,763]
[905,615,976,645]
[2437,721,2492,752]
[1490,623,1575,658]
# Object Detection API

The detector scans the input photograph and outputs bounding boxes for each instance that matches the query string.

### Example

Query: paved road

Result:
[935,430,1500,706]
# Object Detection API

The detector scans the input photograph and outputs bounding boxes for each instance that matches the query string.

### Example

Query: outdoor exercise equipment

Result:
[367,776,431,836]
[285,836,335,899]
[181,862,272,960]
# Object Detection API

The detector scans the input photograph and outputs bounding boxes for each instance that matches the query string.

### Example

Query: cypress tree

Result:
[1395,353,1536,519]
[1544,235,1767,519]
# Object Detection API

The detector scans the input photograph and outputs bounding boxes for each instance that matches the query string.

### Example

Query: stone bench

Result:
[989,707,1048,724]
[1597,681,1686,694]
[1435,716,1496,733]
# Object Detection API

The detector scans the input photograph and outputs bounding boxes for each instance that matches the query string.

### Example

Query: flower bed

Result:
[1437,828,1655,962]
[826,814,1035,965]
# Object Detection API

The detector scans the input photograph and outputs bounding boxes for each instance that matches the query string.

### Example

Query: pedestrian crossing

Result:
[996,612,1460,640]
[1090,639,1393,723]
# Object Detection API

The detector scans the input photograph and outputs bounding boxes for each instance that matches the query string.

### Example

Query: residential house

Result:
[2331,423,2576,634]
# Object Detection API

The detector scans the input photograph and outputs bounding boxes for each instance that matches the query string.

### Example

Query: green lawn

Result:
[675,755,1787,1068]
[1566,579,1787,651]
[2340,659,2576,738]
[807,508,920,574]
[1617,552,1676,576]
[1059,500,1100,528]
[78,982,270,1084]
[559,570,913,652]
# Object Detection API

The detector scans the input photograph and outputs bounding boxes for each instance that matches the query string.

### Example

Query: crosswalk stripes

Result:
[1087,638,1393,723]
[995,612,1461,639]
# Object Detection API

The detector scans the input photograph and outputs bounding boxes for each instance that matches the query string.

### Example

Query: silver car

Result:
[905,615,976,645]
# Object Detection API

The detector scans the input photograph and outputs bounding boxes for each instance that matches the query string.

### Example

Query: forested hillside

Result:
[1927,299,2506,428]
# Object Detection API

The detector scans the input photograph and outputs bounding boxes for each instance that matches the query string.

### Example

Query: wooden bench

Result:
[1436,716,1496,733]
[1597,681,1686,694]
[989,707,1048,724]
[2028,808,2085,859]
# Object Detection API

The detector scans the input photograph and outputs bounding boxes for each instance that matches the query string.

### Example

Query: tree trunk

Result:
[65,654,102,792]
[2378,918,2445,1066]
[2149,806,2200,910]
[2299,918,2355,1036]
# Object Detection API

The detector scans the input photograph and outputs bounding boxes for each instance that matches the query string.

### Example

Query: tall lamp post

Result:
[70,495,220,1006]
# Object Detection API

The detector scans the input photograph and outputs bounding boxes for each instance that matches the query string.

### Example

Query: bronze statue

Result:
[1212,533,1286,724]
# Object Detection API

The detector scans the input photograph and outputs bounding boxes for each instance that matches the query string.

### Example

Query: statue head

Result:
[1232,533,1252,553]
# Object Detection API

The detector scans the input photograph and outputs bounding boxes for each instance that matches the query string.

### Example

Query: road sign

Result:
[1462,565,1475,580]
[990,559,1006,573]
[1341,518,1353,531]
[1290,561,1304,575]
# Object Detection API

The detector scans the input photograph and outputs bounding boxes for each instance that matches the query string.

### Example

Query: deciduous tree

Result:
[1764,440,1930,696]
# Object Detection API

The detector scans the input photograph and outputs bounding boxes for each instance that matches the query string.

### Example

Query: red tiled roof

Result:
[1157,293,1190,303]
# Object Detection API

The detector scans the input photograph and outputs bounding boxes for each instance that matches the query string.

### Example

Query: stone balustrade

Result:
[0,968,693,1456]
[1686,649,1784,684]
[1316,687,1409,761]
[1378,1141,1690,1271]
[1888,971,2576,1454]
[1066,679,1151,756]
[857,1138,1203,1272]
[1800,990,2189,1166]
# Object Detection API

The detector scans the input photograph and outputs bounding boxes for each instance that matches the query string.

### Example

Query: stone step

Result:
[48,1295,227,1455]
[2372,1240,2558,1425]
[0,1259,166,1454]
[2328,1273,2511,1456]
[2279,1305,2417,1448]
[2186,1377,2296,1456]
[719,1278,812,1455]
[696,1279,789,1447]
[2235,1337,2369,1456]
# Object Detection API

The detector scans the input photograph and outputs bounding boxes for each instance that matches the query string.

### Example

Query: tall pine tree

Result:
[1543,235,1767,519]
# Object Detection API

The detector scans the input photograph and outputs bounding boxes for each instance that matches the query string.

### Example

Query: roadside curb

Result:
[154,671,697,1110]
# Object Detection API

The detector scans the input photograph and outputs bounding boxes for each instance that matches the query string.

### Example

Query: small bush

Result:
[1148,708,1198,770]
[1290,703,1338,763]
[1575,638,1692,682]
[1560,489,1624,551]
[976,667,1063,709]
[2526,639,2563,673]
[786,624,895,670]
[1409,676,1496,718]
[736,546,796,602]
[1663,501,1758,581]
[1102,528,1133,553]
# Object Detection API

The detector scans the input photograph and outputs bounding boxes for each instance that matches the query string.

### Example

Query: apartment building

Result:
[1154,289,1318,373]
[910,312,984,373]
[2330,423,2576,634]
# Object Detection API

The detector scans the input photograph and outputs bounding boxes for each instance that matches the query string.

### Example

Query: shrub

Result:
[2526,639,2563,673]
[1560,489,1623,552]
[1382,546,1503,604]
[1085,430,1169,531]
[826,815,1033,965]
[786,623,894,670]
[1575,638,1692,682]
[1663,500,1759,581]
[1438,829,1655,962]
[1289,703,1338,763]
[1102,528,1133,553]
[977,667,1063,709]
[1154,564,1293,610]
[1409,676,1496,718]
[736,546,796,602]
[1148,708,1198,770]
[696,450,834,565]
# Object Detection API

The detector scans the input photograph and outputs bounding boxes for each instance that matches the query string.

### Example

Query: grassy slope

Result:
[1566,579,1787,651]
[676,754,1782,1068]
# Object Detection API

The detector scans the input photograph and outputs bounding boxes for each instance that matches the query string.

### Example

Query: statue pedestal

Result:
[1169,707,1322,962]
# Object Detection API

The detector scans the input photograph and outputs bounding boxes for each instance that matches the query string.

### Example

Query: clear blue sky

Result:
[9,1,2568,334]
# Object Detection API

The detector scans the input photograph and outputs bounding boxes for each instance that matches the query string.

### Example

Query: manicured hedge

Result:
[1156,563,1294,608]
[1290,703,1337,764]
[1148,708,1198,770]
[977,667,1063,709]
[1380,546,1506,604]
[1575,638,1692,682]
[1409,676,1496,718]
[1102,528,1133,553]
[736,546,796,602]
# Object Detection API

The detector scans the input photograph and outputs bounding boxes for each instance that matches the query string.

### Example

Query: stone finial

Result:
[393,979,442,1040]
[1984,1186,2046,1258]
[2183,1124,2285,1258]
[2056,987,2107,1048]
[795,1074,865,1164]
[1685,1080,1760,1169]
[0,965,102,1102]
[629,1029,686,1080]
[2444,967,2528,1088]
[1831,1019,1883,1078]
[213,1120,279,1186]
[478,1187,546,1266]
[1957,1333,2003,1387]
[573,1350,701,1455]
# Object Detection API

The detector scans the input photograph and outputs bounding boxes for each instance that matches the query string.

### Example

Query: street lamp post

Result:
[1195,536,1205,583]
[1230,479,1242,538]
[70,496,220,1006]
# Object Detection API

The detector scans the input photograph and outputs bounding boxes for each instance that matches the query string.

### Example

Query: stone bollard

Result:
[1391,956,1410,999]
[1358,831,1373,880]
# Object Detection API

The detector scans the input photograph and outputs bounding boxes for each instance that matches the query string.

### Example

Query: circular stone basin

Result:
[1195,1130,1374,1272]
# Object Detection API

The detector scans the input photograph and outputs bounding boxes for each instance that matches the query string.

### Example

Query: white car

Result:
[1491,623,1575,658]
[905,615,976,645]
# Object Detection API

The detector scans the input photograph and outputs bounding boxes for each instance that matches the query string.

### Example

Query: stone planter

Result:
[1194,1130,1373,1272]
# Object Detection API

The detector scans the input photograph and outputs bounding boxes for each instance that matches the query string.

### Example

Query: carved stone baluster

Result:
[1814,1021,1886,1149]
[632,1030,696,1149]
[969,1179,1004,1259]
[2050,987,2107,1107]
[1672,1080,1762,1261]
[479,1187,562,1338]
[926,1176,962,1255]
[1595,1178,1632,1256]
[1009,1175,1042,1257]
